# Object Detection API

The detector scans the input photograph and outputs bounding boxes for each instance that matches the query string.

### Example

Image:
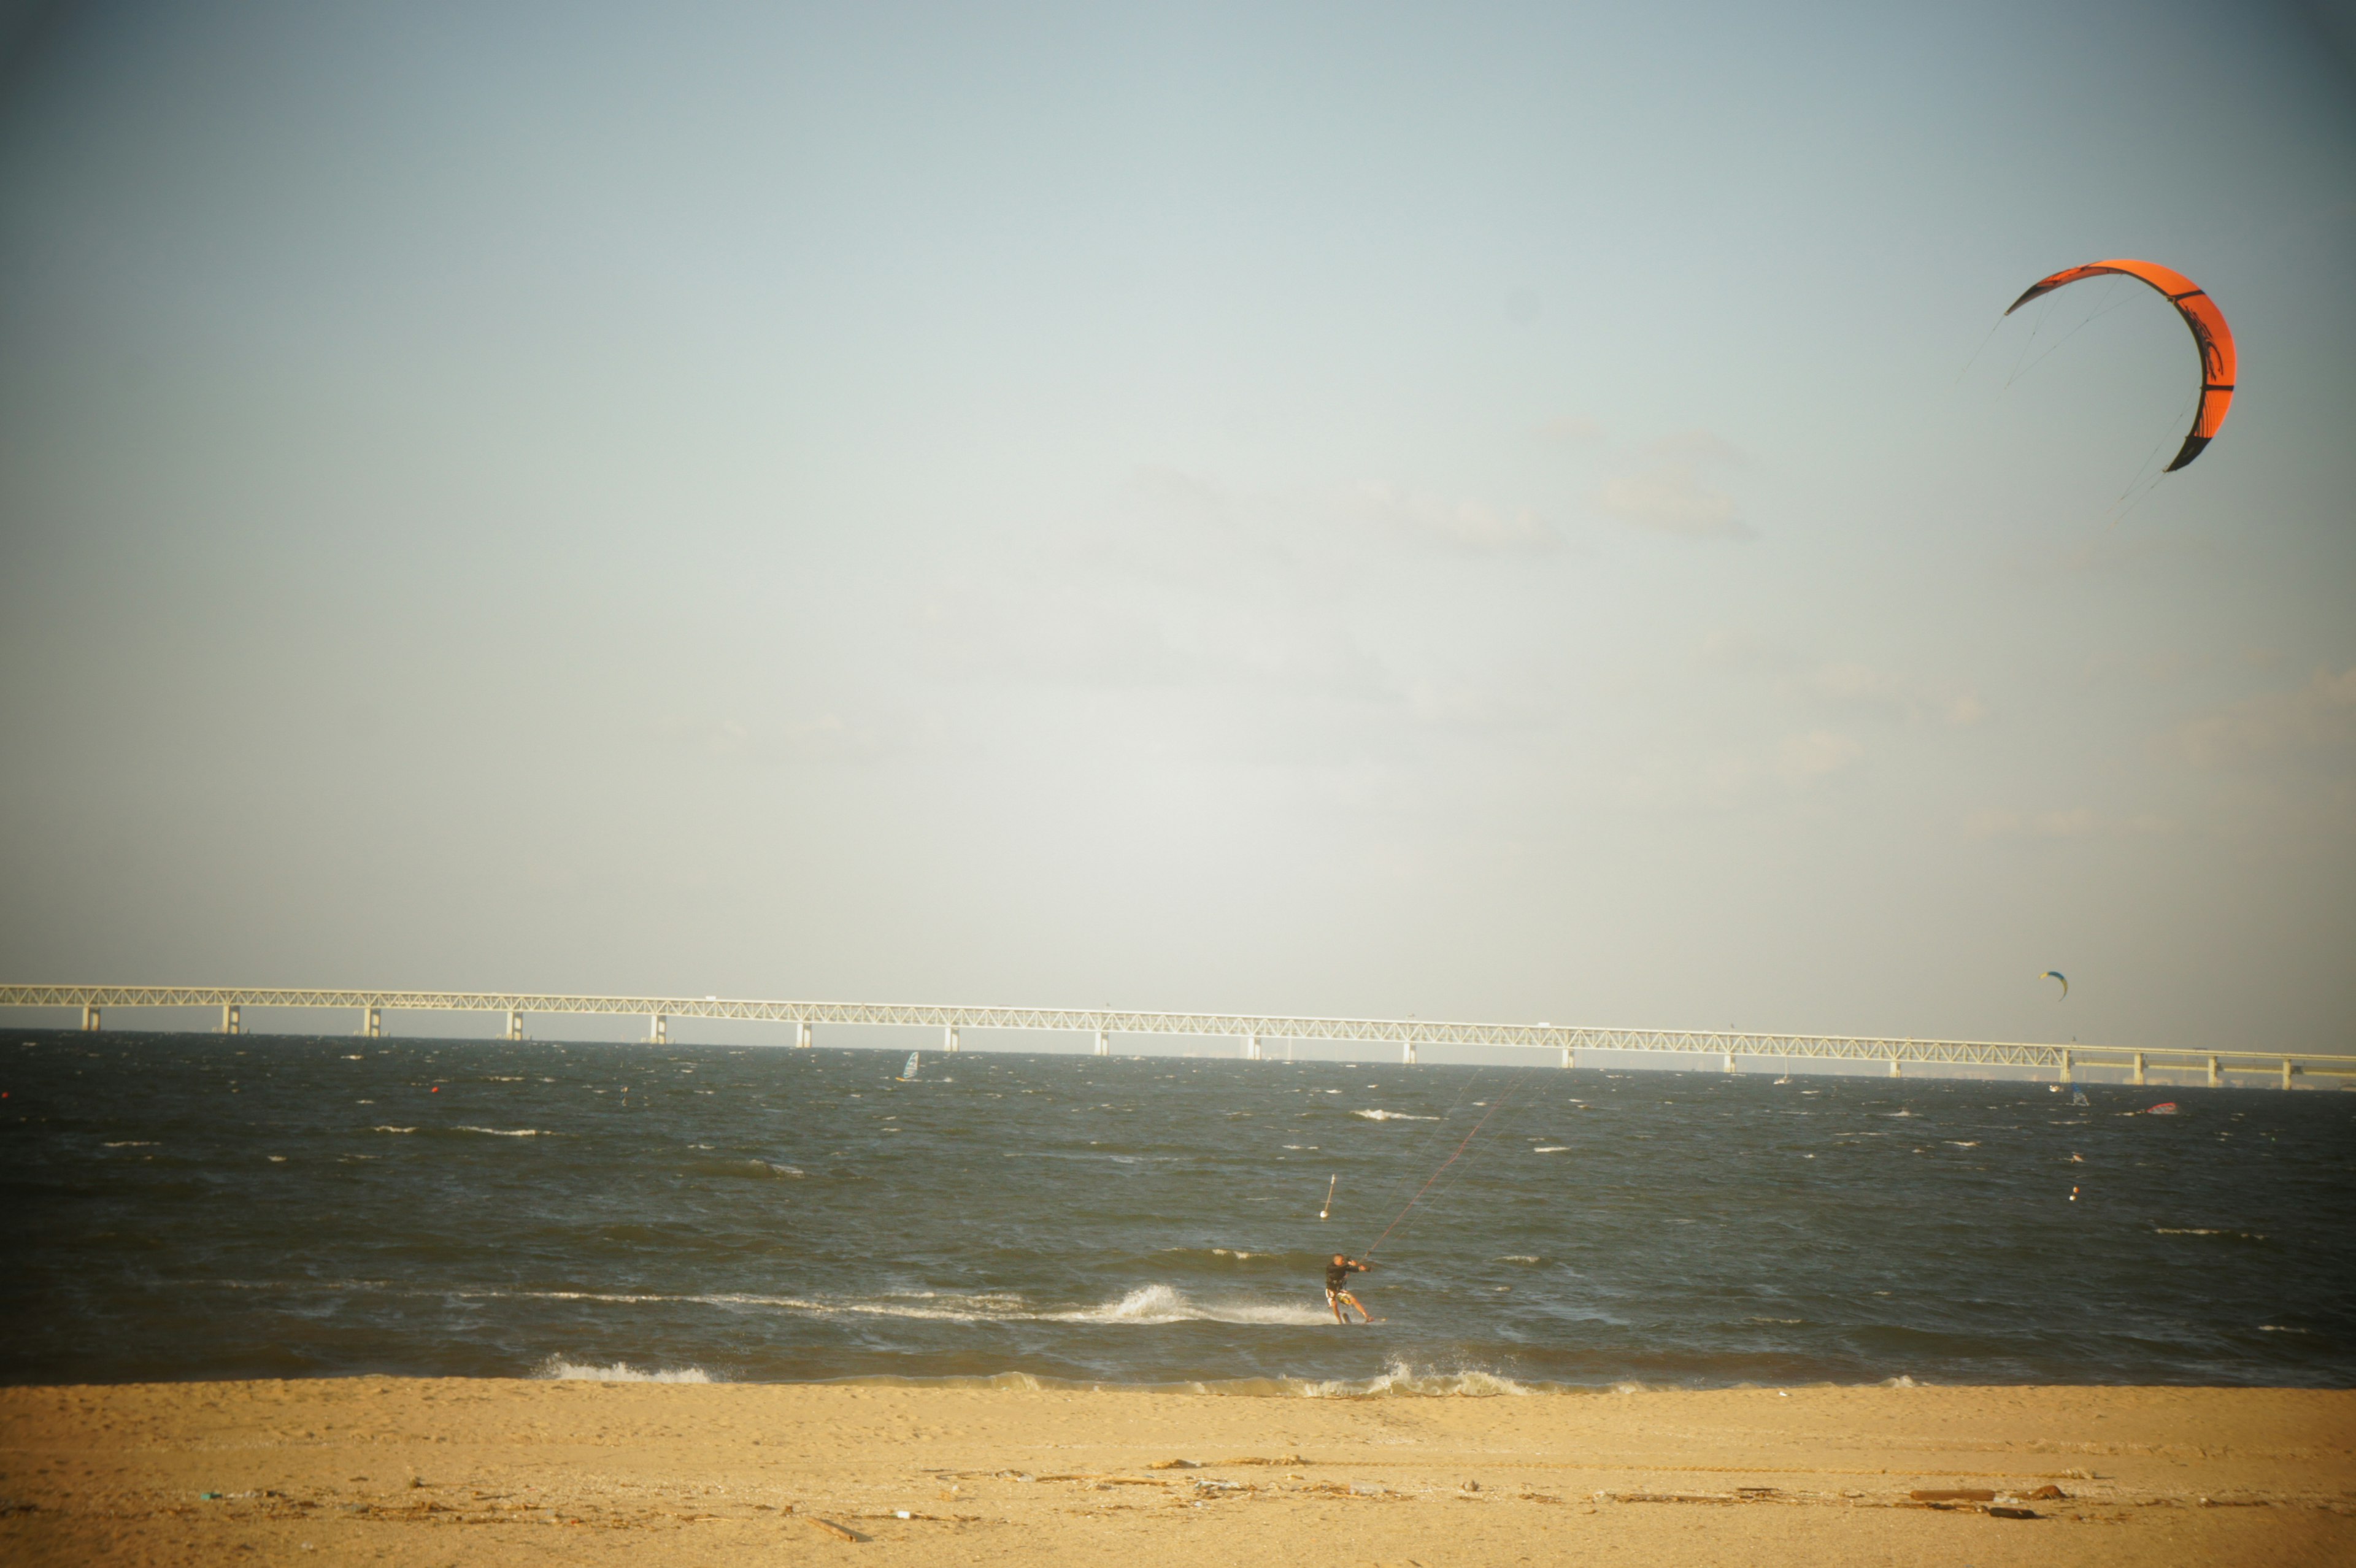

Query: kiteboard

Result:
[2146,1102,2179,1116]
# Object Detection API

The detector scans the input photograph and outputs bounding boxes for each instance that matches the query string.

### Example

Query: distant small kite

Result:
[2041,970,2069,999]
[2006,259,2235,472]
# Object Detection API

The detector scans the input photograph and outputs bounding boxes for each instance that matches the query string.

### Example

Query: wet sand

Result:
[2,1378,2350,1566]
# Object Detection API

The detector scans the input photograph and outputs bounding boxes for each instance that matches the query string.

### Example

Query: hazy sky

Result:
[2,2,2350,1053]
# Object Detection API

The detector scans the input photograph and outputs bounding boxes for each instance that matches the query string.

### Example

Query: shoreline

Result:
[4,1377,2349,1565]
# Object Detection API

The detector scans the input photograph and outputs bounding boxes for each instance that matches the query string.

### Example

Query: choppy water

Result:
[4,1032,2350,1391]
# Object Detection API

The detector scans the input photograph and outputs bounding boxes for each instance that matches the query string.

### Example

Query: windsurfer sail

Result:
[899,1051,920,1081]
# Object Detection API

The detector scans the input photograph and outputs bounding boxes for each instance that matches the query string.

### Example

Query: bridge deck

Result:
[4,984,2348,1082]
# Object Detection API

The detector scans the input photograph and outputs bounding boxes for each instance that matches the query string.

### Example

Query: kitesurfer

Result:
[1325,1254,1374,1324]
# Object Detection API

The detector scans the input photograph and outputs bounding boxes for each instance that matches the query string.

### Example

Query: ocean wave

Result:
[453,1126,552,1137]
[691,1157,804,1178]
[822,1362,1563,1397]
[1531,1145,1571,1154]
[419,1282,1330,1328]
[1042,1284,1330,1327]
[372,1126,417,1134]
[1290,1361,1539,1397]
[534,1356,714,1383]
[101,1140,158,1148]
[1351,1110,1437,1121]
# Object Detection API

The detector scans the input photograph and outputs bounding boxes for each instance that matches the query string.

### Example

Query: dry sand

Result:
[2,1378,2350,1566]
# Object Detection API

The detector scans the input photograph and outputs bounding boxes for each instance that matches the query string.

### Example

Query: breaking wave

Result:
[1044,1284,1328,1326]
[534,1356,714,1383]
[1351,1110,1438,1121]
[1290,1362,1540,1397]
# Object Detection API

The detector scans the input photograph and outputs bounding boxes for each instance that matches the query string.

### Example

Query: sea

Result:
[5,1031,2350,1393]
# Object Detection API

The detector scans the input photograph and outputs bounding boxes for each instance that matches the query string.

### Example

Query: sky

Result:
[1,1,2350,1055]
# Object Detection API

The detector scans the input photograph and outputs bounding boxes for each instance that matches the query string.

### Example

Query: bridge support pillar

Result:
[650,1014,666,1045]
[1094,1029,1108,1058]
[2058,1049,2071,1084]
[363,1006,382,1039]
[507,1010,524,1042]
[1403,1039,1416,1065]
[82,1003,99,1032]
[1888,1058,1901,1078]
[944,1026,959,1054]
[1560,1047,1573,1070]
[221,1004,240,1036]
[1244,1032,1260,1061]
[2284,1059,2295,1090]
[1723,1051,1737,1074]
[2207,1055,2219,1087]
[2132,1052,2145,1086]
[795,1020,811,1049]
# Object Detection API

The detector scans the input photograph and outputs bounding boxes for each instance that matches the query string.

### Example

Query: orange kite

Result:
[2006,259,2234,472]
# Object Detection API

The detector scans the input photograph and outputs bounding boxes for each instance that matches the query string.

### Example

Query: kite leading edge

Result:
[2006,259,2234,472]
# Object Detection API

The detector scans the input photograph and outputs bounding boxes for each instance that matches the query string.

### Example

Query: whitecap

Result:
[453,1126,552,1137]
[1532,1145,1571,1154]
[1293,1361,1538,1398]
[372,1126,418,1134]
[1045,1283,1330,1327]
[1352,1110,1438,1121]
[102,1140,157,1148]
[534,1356,714,1384]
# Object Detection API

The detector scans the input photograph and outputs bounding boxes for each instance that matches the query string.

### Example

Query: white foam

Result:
[372,1126,417,1134]
[102,1140,157,1148]
[1352,1110,1437,1121]
[1498,1255,1543,1264]
[1532,1145,1571,1154]
[453,1126,552,1137]
[1047,1284,1331,1326]
[1294,1361,1538,1397]
[535,1356,714,1384]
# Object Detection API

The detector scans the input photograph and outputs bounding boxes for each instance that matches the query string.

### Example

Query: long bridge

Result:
[2,983,2347,1090]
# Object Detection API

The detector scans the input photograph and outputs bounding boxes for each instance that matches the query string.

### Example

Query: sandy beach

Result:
[2,1379,2349,1567]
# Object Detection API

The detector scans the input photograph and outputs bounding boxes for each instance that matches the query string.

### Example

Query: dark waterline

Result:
[4,1031,2350,1391]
